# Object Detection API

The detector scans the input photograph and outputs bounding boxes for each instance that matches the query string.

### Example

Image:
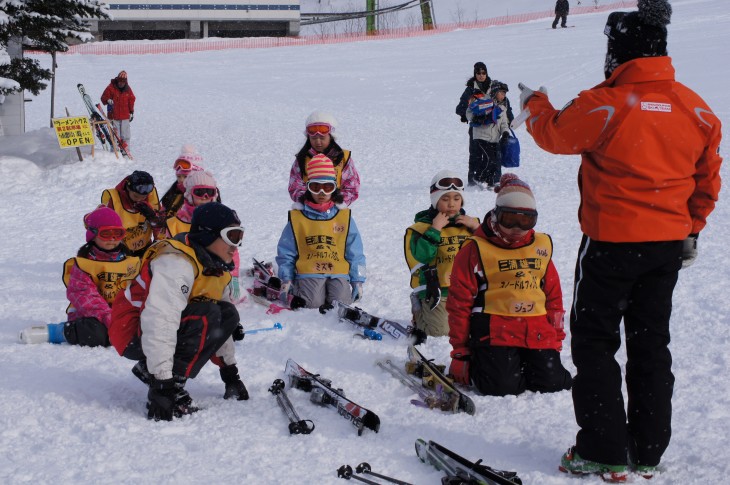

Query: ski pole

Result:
[356,462,414,485]
[246,322,283,335]
[268,379,314,435]
[337,465,379,485]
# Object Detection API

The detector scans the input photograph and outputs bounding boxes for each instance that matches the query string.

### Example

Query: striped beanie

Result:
[494,173,536,210]
[306,154,337,183]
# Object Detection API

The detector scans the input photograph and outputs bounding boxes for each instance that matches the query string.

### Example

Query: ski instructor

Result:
[101,70,135,147]
[517,0,722,480]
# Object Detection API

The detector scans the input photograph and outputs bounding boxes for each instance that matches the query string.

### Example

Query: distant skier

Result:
[101,70,135,147]
[552,0,569,28]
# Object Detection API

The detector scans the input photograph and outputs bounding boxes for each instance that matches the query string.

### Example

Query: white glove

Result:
[106,99,114,106]
[517,82,548,110]
[351,282,363,303]
[681,235,698,269]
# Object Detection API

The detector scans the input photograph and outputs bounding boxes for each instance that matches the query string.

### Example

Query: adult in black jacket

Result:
[553,0,570,28]
[455,62,513,186]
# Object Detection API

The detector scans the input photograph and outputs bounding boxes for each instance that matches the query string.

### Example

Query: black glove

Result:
[471,114,486,125]
[134,201,156,219]
[423,266,441,311]
[232,323,245,341]
[501,131,511,141]
[147,377,177,421]
[129,112,134,122]
[460,115,468,123]
[220,365,249,401]
[134,202,164,228]
[681,234,698,269]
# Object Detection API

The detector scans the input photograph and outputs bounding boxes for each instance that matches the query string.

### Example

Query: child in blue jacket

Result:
[276,154,366,309]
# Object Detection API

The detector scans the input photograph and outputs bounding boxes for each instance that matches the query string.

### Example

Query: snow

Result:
[1,0,729,483]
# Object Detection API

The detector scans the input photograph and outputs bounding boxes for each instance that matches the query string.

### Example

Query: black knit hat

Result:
[126,170,154,195]
[189,202,241,248]
[604,0,672,78]
[473,62,487,76]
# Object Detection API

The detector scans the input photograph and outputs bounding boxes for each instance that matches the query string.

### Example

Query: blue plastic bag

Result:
[501,128,520,168]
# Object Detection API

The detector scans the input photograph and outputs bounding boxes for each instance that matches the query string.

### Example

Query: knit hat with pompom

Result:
[184,170,218,204]
[494,173,536,210]
[174,144,204,175]
[603,0,672,78]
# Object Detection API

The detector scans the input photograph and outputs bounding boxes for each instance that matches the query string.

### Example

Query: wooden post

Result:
[65,107,84,162]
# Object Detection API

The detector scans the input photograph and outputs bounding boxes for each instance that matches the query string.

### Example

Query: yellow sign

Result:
[52,116,95,148]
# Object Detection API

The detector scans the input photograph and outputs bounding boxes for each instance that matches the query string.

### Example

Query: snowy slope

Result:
[1,0,729,483]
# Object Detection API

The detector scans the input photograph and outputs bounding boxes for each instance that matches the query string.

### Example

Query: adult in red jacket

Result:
[101,70,135,146]
[518,0,722,479]
[447,174,572,397]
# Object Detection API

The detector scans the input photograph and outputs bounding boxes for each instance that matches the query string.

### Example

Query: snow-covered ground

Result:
[1,0,728,483]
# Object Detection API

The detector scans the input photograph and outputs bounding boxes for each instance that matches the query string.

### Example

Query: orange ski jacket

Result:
[525,57,722,242]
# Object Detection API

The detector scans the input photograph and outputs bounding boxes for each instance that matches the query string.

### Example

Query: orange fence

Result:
[44,1,637,56]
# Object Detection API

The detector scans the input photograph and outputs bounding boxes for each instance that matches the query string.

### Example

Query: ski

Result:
[268,379,315,435]
[95,102,133,159]
[246,258,306,314]
[284,358,380,436]
[406,345,476,415]
[77,83,113,151]
[332,300,414,340]
[376,359,460,413]
[415,439,522,485]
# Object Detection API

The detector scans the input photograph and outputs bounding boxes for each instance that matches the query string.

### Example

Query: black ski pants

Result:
[570,236,682,467]
[468,314,572,396]
[469,138,501,186]
[552,13,567,28]
[122,301,239,379]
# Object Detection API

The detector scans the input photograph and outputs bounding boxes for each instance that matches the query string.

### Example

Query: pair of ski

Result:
[332,300,416,342]
[246,258,305,314]
[77,84,133,159]
[377,345,476,415]
[416,439,522,485]
[282,358,380,436]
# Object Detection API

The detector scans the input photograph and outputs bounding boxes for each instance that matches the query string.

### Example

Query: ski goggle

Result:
[496,206,538,230]
[430,177,464,193]
[305,124,332,137]
[191,186,217,199]
[92,226,125,241]
[307,180,337,195]
[129,183,154,195]
[220,226,245,247]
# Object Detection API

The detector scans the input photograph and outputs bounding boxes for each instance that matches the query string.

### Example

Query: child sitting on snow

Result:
[19,207,141,346]
[277,154,366,309]
[159,144,206,220]
[447,174,572,396]
[161,170,242,302]
[288,111,361,206]
[404,170,480,337]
